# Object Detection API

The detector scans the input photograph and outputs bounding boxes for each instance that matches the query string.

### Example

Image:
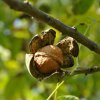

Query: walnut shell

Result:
[57,37,79,57]
[29,35,42,54]
[62,54,74,68]
[34,45,63,74]
[41,29,56,46]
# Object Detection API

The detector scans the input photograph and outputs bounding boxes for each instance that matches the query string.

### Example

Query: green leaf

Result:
[4,76,27,100]
[58,95,80,100]
[10,37,23,58]
[72,0,94,14]
[76,23,90,36]
[0,33,11,48]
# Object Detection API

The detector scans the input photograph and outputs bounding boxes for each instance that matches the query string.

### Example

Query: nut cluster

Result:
[25,29,79,80]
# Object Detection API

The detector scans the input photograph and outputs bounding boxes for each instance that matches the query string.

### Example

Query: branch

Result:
[44,66,100,81]
[3,0,100,54]
[65,66,100,76]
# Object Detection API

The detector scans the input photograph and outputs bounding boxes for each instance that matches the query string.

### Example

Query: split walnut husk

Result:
[25,53,64,82]
[25,29,79,81]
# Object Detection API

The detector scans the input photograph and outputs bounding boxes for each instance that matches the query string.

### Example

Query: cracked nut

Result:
[34,45,63,74]
[25,29,79,81]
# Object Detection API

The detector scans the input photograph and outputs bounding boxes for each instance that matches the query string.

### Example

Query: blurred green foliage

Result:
[0,0,100,100]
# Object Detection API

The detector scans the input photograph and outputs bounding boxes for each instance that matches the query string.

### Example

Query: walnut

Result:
[34,45,63,74]
[25,29,79,80]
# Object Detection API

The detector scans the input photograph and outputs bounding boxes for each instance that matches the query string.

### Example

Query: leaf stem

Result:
[47,81,64,100]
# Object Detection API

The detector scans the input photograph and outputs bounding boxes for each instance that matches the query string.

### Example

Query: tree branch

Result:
[3,0,100,54]
[45,66,100,81]
[65,66,100,76]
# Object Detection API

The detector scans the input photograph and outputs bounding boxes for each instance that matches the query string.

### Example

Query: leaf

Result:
[4,76,27,100]
[76,23,88,34]
[0,33,11,48]
[58,95,80,100]
[39,4,51,13]
[10,37,23,58]
[72,0,94,14]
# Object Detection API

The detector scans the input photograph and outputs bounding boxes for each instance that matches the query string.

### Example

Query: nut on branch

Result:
[25,29,79,80]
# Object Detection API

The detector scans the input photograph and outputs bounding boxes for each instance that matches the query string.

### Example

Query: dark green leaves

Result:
[72,0,94,14]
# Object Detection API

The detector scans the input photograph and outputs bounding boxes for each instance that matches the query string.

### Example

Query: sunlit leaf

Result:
[4,76,27,100]
[58,95,80,100]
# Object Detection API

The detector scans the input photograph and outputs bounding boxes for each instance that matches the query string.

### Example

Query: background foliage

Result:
[0,0,100,100]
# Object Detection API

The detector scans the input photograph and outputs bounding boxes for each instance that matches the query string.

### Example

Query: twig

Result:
[3,0,100,54]
[65,66,100,76]
[43,66,100,82]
